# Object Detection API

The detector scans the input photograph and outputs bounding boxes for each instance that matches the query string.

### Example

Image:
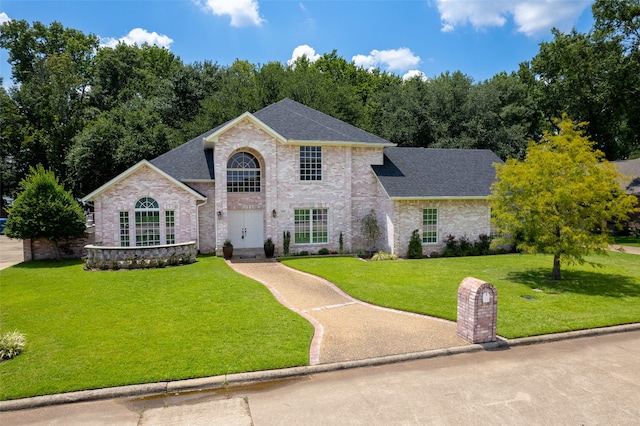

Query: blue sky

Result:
[1,0,596,87]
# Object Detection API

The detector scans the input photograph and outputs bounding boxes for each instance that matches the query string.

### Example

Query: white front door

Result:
[228,210,264,249]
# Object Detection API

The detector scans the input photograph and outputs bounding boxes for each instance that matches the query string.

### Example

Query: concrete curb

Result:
[2,323,638,412]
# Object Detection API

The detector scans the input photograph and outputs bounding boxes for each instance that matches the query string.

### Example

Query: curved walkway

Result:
[228,258,468,365]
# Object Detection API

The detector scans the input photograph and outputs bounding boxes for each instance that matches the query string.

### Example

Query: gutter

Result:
[390,196,489,201]
[195,198,208,252]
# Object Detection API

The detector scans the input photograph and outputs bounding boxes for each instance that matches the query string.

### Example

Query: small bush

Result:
[443,234,496,257]
[442,234,460,257]
[283,231,291,256]
[0,331,26,361]
[473,234,492,255]
[371,250,398,261]
[407,230,423,259]
[318,248,330,255]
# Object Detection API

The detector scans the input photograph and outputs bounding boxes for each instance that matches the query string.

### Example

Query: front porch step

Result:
[232,248,268,259]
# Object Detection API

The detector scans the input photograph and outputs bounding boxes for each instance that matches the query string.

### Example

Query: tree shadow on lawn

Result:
[506,268,640,298]
[9,259,84,269]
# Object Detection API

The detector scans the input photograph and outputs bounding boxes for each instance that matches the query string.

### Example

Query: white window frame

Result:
[227,152,261,193]
[300,146,322,181]
[135,197,160,246]
[294,208,328,244]
[119,211,130,247]
[165,210,175,245]
[422,208,438,244]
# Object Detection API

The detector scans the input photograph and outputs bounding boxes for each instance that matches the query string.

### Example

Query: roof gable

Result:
[82,160,207,202]
[202,112,288,149]
[373,147,503,199]
[253,99,394,146]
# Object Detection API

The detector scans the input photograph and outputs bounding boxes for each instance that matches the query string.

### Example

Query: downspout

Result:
[196,198,208,252]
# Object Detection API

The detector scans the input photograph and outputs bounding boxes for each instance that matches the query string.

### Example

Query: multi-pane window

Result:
[135,197,160,246]
[165,210,175,245]
[294,208,328,244]
[300,146,322,181]
[119,211,130,247]
[422,208,438,244]
[227,152,261,192]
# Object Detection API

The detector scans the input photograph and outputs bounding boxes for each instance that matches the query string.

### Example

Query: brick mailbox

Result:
[457,277,497,343]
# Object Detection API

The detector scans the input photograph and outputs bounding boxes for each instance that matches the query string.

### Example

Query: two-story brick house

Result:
[82,98,502,257]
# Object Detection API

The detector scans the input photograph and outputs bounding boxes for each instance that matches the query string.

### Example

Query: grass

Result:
[612,235,640,247]
[0,256,313,401]
[282,252,640,339]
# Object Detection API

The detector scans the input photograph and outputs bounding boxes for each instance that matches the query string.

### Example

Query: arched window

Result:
[135,197,160,246]
[227,152,261,193]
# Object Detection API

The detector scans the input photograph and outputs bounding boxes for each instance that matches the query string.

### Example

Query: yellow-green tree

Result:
[490,116,638,280]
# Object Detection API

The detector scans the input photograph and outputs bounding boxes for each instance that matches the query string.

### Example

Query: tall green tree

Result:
[0,20,98,182]
[490,117,638,280]
[5,165,86,260]
[529,0,640,160]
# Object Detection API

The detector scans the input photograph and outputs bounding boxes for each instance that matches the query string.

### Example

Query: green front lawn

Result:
[282,252,640,339]
[0,256,313,401]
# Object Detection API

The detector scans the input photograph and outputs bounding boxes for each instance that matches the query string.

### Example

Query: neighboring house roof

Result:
[82,160,207,202]
[614,158,640,196]
[373,147,503,199]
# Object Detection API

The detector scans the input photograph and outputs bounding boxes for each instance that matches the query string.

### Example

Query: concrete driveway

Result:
[0,235,23,269]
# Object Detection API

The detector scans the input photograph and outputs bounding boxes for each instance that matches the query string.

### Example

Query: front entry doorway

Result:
[228,210,264,249]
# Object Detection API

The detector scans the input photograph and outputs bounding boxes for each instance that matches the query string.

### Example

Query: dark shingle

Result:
[254,98,392,145]
[614,158,640,195]
[373,147,503,198]
[150,128,217,181]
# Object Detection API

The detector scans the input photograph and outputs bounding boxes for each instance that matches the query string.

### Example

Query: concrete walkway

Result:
[228,258,469,365]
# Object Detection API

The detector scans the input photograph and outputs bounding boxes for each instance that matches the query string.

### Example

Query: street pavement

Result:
[1,330,639,425]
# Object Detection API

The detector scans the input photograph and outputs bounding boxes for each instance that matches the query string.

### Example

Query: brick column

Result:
[457,277,497,343]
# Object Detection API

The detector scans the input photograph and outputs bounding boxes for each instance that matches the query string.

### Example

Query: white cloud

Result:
[352,48,420,72]
[402,70,427,81]
[0,12,11,25]
[435,0,591,37]
[287,45,321,66]
[100,28,174,49]
[198,0,264,27]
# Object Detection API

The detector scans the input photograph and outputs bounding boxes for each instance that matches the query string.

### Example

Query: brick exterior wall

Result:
[23,228,95,261]
[393,199,491,257]
[211,120,385,255]
[92,165,202,248]
[90,119,494,258]
[186,181,216,253]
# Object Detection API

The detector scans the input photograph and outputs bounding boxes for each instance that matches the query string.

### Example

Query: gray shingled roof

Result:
[254,98,392,145]
[614,158,640,195]
[151,99,393,181]
[373,147,503,198]
[150,128,216,181]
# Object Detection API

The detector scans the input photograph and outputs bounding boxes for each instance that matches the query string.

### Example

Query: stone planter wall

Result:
[85,241,197,270]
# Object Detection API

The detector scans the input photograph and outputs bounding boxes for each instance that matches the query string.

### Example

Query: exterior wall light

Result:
[217,211,222,219]
[272,209,277,218]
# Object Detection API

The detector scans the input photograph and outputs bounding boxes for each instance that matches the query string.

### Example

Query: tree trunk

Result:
[51,239,62,261]
[552,254,561,280]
